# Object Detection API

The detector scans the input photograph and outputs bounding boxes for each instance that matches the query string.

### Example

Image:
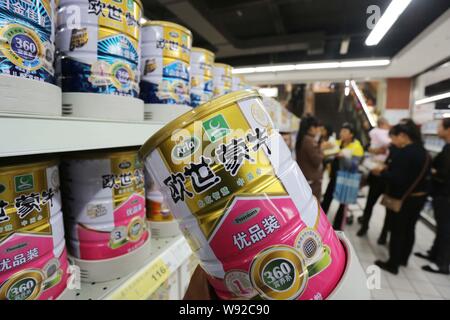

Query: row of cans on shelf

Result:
[0,0,250,108]
[0,148,171,300]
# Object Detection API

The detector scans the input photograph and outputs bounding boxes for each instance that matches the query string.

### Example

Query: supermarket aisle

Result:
[327,193,450,300]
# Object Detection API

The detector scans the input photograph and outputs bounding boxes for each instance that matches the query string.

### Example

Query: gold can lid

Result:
[143,20,193,38]
[139,90,260,160]
[214,62,233,70]
[191,47,215,58]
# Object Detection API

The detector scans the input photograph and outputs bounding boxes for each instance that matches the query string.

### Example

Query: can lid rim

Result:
[213,63,233,70]
[143,20,193,37]
[138,90,261,160]
[191,47,215,57]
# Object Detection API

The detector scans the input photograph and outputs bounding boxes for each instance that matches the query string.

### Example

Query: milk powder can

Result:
[0,158,69,300]
[139,90,346,300]
[61,149,148,260]
[140,20,192,106]
[0,0,57,83]
[56,0,142,97]
[212,63,232,98]
[190,47,214,107]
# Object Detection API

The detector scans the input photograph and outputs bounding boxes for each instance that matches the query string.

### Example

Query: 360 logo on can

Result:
[250,246,307,300]
[0,24,44,71]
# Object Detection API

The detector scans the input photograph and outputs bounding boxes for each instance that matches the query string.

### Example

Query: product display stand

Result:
[0,75,62,116]
[328,232,371,300]
[69,238,152,283]
[62,93,144,121]
[148,220,181,238]
[144,104,192,122]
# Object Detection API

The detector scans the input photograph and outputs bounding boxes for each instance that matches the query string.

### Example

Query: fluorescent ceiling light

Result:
[295,62,340,70]
[259,87,279,98]
[340,59,390,68]
[415,91,450,105]
[255,65,296,73]
[365,0,412,46]
[350,80,377,127]
[345,80,350,87]
[232,59,390,74]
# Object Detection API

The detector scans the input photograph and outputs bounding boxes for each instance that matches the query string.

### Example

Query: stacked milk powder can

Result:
[140,21,192,120]
[0,158,69,300]
[60,149,149,281]
[0,0,61,115]
[189,47,215,107]
[56,0,144,120]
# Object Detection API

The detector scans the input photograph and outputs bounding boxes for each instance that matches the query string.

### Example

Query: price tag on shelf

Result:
[106,258,170,300]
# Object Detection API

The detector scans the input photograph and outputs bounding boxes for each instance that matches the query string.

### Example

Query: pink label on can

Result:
[0,233,69,300]
[208,196,345,300]
[76,194,148,260]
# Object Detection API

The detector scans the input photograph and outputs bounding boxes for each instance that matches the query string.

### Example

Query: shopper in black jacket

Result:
[372,123,430,275]
[416,118,450,275]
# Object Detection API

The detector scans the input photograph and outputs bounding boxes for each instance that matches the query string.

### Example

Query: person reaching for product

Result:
[295,115,324,200]
[415,118,450,275]
[372,123,431,275]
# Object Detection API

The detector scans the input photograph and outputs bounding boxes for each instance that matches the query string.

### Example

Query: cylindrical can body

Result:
[0,0,56,84]
[190,47,214,107]
[212,63,232,98]
[140,21,192,106]
[231,75,243,91]
[56,0,142,97]
[61,149,148,260]
[0,159,69,300]
[140,91,346,300]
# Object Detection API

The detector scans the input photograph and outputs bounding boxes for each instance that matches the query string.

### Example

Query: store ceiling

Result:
[142,0,449,67]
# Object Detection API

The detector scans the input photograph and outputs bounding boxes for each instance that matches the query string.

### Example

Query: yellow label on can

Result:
[159,26,191,63]
[0,162,57,241]
[156,100,284,239]
[96,0,141,41]
[103,152,145,208]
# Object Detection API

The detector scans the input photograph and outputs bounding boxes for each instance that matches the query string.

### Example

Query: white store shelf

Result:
[61,235,192,300]
[0,113,165,157]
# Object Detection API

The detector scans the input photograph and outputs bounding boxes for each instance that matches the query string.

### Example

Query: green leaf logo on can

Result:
[14,174,34,193]
[202,114,231,143]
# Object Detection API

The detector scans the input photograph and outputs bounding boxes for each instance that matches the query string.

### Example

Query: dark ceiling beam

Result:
[154,0,322,59]
[208,0,294,14]
[266,0,285,35]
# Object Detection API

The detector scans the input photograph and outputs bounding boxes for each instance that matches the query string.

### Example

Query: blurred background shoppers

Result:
[415,118,450,275]
[321,123,364,230]
[296,115,324,200]
[357,117,391,237]
[373,122,431,275]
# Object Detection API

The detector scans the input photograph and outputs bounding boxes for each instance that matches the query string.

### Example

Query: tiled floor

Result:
[325,188,450,300]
